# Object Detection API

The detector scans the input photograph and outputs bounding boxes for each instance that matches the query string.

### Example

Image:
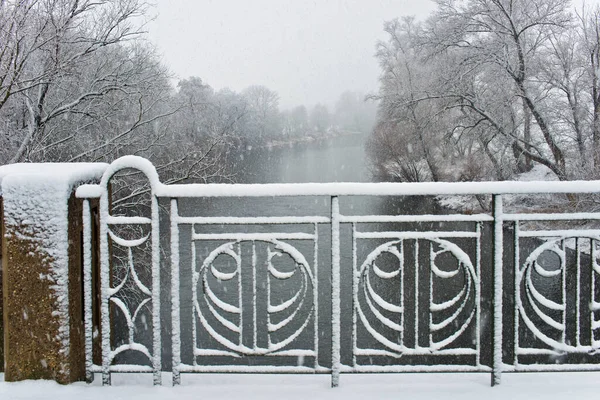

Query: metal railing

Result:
[76,156,600,387]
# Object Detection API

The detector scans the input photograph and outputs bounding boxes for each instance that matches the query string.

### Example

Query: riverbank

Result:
[259,129,365,151]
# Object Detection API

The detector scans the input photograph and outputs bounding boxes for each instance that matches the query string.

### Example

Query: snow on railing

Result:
[76,156,600,387]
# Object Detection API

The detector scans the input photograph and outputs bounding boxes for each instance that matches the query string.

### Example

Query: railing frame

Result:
[76,156,600,387]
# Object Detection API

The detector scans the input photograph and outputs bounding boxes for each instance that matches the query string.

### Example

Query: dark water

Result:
[230,134,371,184]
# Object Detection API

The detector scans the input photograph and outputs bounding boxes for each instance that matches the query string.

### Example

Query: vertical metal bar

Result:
[513,221,520,368]
[415,240,419,349]
[151,195,162,386]
[267,243,272,350]
[252,241,257,350]
[313,223,319,369]
[429,242,433,349]
[576,238,581,347]
[561,239,567,345]
[351,223,358,368]
[171,199,181,385]
[238,242,243,348]
[491,194,503,386]
[191,226,198,368]
[331,196,341,387]
[399,240,405,349]
[100,189,111,386]
[82,199,94,383]
[476,222,482,368]
[592,239,596,348]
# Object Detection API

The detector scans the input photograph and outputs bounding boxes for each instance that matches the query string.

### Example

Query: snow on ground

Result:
[1,372,599,400]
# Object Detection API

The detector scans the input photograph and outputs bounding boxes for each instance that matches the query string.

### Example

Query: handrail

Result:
[77,179,600,198]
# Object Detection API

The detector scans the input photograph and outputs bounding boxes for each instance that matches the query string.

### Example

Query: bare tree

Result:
[242,85,280,142]
[576,4,600,171]
[309,103,330,134]
[426,0,572,179]
[370,0,595,183]
[0,0,160,164]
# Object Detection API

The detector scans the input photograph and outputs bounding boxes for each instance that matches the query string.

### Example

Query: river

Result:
[230,134,372,184]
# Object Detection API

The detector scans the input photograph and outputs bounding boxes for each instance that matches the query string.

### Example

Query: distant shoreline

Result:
[261,129,365,150]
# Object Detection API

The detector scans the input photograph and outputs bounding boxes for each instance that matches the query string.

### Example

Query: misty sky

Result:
[147,0,436,109]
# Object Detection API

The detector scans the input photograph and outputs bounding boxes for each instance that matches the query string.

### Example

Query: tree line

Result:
[0,0,376,186]
[368,0,600,184]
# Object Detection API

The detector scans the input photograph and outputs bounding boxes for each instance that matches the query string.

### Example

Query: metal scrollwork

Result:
[194,239,314,356]
[518,235,600,353]
[356,238,477,355]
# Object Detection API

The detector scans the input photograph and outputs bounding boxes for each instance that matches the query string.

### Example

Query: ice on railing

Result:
[75,155,600,199]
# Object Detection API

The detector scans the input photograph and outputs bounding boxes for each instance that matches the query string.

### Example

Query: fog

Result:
[147,0,436,109]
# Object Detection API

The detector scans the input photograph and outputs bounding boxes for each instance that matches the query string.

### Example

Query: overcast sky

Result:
[146,0,436,109]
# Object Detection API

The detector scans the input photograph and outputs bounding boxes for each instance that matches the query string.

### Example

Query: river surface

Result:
[190,133,443,218]
[232,134,372,184]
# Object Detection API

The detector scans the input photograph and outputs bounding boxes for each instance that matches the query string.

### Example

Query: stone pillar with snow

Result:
[0,163,106,383]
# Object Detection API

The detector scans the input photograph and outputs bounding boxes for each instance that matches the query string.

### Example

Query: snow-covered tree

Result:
[241,85,280,141]
[310,103,330,134]
[369,0,600,182]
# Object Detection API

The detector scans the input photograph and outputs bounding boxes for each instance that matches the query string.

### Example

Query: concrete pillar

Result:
[1,193,84,383]
[0,163,106,383]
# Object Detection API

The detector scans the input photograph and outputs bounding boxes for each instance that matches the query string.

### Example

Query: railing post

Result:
[331,196,341,387]
[99,186,111,386]
[171,199,181,386]
[151,195,162,386]
[491,194,503,386]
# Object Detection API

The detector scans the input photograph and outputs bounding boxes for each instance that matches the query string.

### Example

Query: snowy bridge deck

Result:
[74,156,600,387]
[2,372,600,399]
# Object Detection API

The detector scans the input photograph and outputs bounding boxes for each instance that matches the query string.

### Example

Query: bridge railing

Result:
[75,155,600,387]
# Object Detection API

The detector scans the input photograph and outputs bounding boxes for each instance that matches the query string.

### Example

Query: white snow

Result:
[341,214,493,223]
[143,179,600,197]
[3,372,600,399]
[492,195,503,386]
[355,231,479,239]
[175,215,330,224]
[517,164,557,182]
[192,232,315,240]
[0,162,107,196]
[330,196,341,387]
